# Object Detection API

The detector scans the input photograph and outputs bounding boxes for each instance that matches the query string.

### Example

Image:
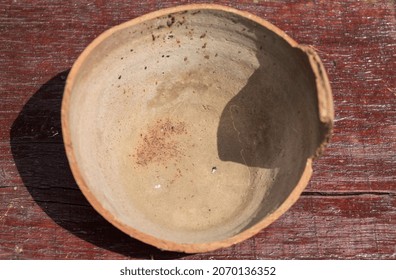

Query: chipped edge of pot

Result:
[61,3,334,253]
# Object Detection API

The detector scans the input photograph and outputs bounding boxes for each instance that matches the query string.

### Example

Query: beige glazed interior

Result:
[62,4,333,252]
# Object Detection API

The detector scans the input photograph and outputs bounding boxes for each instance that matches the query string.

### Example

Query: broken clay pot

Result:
[62,4,334,253]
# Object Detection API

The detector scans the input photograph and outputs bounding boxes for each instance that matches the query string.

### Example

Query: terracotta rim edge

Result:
[296,45,334,157]
[61,4,334,253]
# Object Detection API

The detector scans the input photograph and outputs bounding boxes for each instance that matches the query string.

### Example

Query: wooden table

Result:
[0,0,395,259]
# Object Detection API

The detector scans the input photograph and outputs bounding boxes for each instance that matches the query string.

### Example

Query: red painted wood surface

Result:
[0,0,395,259]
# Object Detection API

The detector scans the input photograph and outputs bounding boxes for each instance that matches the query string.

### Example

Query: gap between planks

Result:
[302,191,396,197]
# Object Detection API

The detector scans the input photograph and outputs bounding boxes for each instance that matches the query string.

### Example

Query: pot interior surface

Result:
[67,9,322,243]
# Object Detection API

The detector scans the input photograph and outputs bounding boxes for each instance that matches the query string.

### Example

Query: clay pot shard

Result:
[62,4,334,253]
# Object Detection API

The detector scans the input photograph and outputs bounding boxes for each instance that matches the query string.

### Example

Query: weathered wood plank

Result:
[0,0,395,259]
[1,187,395,259]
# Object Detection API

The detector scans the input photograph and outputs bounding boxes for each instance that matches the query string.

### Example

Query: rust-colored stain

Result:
[135,118,186,166]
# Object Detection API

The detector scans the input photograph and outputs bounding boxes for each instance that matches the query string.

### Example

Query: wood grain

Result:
[1,188,395,259]
[0,0,395,259]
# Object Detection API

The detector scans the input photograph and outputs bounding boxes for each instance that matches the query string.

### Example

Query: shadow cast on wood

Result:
[10,70,187,259]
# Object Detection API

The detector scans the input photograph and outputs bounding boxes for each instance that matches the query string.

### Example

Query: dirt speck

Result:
[167,15,175,27]
[134,118,187,166]
[202,43,207,48]
[204,55,210,59]
[14,245,23,254]
[177,18,186,26]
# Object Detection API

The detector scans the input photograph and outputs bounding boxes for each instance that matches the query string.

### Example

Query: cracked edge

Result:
[295,45,334,158]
